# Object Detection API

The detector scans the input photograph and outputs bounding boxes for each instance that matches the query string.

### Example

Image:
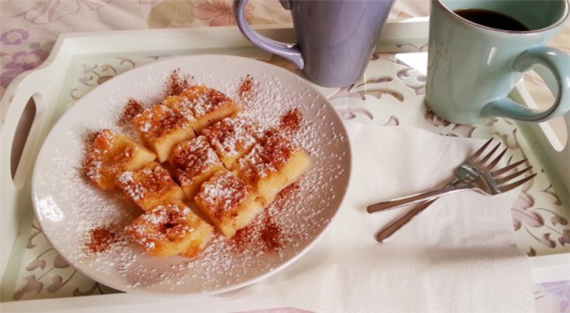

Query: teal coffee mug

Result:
[426,0,570,124]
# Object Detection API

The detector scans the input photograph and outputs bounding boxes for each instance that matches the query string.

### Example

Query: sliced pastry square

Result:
[179,85,240,132]
[116,162,185,211]
[125,200,214,258]
[168,136,225,200]
[233,130,311,203]
[162,95,198,129]
[202,115,261,168]
[83,129,156,190]
[194,171,263,238]
[132,105,195,162]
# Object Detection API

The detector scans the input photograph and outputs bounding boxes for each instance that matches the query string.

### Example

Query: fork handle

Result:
[367,186,468,213]
[375,199,436,243]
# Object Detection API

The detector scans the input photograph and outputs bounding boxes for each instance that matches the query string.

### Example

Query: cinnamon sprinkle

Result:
[231,224,252,252]
[238,75,254,97]
[84,226,117,255]
[84,130,99,146]
[279,108,302,133]
[272,182,300,210]
[259,214,281,252]
[236,75,257,107]
[118,99,144,126]
[231,213,282,253]
[230,183,299,253]
[165,69,192,97]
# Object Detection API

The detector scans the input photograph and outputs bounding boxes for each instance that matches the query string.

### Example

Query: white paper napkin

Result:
[231,122,535,312]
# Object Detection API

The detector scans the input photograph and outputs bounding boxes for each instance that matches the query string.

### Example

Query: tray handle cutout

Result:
[522,66,569,152]
[0,69,52,287]
[1,69,51,192]
[10,94,45,187]
[512,66,570,197]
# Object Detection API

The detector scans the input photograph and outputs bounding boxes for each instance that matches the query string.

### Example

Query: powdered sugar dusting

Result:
[126,203,193,252]
[197,171,252,217]
[117,171,144,201]
[202,115,258,159]
[34,58,349,295]
[170,136,223,184]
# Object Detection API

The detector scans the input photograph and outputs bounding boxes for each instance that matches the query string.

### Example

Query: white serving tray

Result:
[1,19,569,311]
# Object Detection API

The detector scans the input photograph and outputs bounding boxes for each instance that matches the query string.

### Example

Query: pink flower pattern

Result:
[193,0,254,26]
[0,29,29,45]
[0,49,49,88]
[0,0,112,24]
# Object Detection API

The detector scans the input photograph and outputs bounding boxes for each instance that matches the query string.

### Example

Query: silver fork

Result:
[367,138,494,243]
[367,139,536,243]
[367,138,490,214]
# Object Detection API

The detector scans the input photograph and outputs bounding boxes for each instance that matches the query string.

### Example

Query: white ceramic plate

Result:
[32,55,351,296]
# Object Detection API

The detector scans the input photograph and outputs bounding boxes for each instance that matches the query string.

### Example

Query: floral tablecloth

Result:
[0,0,569,311]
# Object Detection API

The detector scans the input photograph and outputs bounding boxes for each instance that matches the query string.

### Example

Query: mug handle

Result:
[481,46,570,122]
[233,0,304,70]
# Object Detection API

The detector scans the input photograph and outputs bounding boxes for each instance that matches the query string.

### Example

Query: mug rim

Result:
[434,0,570,34]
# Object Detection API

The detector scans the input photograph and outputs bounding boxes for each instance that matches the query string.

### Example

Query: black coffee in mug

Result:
[427,0,570,124]
[454,9,530,31]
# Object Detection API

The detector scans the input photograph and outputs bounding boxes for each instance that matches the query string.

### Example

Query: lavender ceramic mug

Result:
[233,0,395,87]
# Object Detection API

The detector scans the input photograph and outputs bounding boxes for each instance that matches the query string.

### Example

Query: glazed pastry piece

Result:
[116,162,185,211]
[168,136,225,200]
[194,171,264,238]
[125,200,214,258]
[162,95,196,123]
[202,115,261,168]
[233,130,311,204]
[170,85,240,133]
[132,105,195,162]
[83,129,156,190]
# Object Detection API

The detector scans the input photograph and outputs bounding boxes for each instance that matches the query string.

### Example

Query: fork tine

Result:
[491,159,527,176]
[499,173,537,192]
[482,147,508,172]
[469,138,494,162]
[494,166,533,185]
[474,142,501,168]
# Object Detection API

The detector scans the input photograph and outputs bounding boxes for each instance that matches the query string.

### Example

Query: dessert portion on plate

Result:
[116,162,185,211]
[125,200,214,258]
[83,84,311,258]
[168,135,226,200]
[84,129,156,190]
